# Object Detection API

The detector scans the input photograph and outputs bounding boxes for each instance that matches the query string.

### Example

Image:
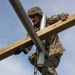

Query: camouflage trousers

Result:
[28,52,62,75]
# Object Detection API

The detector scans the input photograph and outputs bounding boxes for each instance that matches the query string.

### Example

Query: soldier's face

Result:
[29,14,41,25]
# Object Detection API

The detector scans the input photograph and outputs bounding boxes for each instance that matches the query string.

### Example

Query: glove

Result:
[60,13,69,21]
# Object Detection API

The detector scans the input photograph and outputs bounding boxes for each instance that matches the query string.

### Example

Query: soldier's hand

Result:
[60,13,69,21]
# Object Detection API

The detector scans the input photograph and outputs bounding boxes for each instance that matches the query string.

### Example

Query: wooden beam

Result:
[0,14,75,60]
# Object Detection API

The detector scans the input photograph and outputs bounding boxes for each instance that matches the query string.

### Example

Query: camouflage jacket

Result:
[24,13,69,56]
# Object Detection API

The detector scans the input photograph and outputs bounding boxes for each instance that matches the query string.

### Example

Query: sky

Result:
[0,0,75,75]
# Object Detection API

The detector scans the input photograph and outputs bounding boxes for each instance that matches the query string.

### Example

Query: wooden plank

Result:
[38,14,75,40]
[0,14,75,60]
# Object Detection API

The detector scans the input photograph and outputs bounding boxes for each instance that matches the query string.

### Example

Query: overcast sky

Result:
[0,0,75,75]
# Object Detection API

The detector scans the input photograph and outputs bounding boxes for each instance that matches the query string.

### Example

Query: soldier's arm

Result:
[14,34,33,55]
[58,13,69,21]
[47,13,69,25]
[23,34,33,54]
[23,25,39,54]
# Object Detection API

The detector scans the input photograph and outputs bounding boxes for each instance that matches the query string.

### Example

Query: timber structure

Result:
[0,0,75,60]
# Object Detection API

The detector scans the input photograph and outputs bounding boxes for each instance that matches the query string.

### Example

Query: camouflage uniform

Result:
[23,7,69,75]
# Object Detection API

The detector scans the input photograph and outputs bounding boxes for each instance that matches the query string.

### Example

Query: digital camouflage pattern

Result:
[28,6,43,16]
[24,12,69,75]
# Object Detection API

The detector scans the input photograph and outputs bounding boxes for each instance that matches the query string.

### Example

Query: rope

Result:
[34,66,37,75]
[33,49,38,75]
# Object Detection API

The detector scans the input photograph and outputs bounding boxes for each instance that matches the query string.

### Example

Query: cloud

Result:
[0,55,34,75]
[0,0,75,75]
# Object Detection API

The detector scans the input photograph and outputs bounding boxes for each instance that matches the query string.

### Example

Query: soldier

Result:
[15,6,69,75]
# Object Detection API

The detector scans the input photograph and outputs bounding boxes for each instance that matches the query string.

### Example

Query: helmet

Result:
[28,6,43,16]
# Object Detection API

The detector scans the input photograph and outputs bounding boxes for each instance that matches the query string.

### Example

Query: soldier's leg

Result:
[42,53,62,75]
[28,52,42,73]
[42,66,58,75]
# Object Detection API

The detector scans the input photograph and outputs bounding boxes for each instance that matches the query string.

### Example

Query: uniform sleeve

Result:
[58,13,69,21]
[47,13,69,25]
